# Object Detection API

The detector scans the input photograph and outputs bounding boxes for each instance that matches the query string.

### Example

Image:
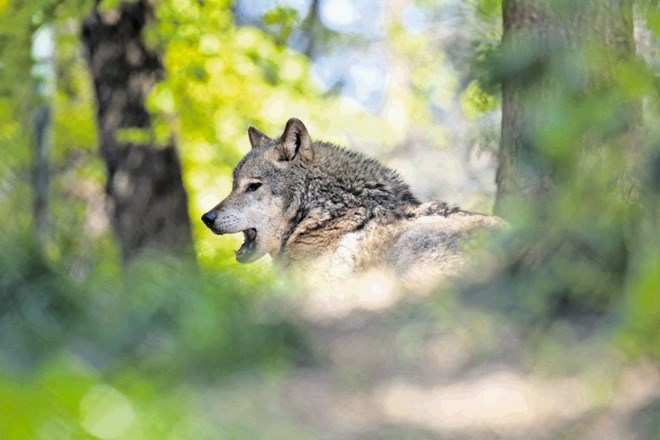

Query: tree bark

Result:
[82,0,193,262]
[495,0,637,214]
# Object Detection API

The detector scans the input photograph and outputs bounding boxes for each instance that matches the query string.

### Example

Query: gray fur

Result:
[202,118,505,282]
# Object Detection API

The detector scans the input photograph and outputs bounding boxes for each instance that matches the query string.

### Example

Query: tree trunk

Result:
[495,0,637,214]
[82,0,193,262]
[32,25,56,248]
[301,0,321,58]
[489,0,641,315]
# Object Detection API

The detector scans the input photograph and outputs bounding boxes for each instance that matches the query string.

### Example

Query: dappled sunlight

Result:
[377,371,591,435]
[426,331,473,372]
[79,384,136,439]
[277,278,660,439]
[608,362,660,414]
[298,269,400,321]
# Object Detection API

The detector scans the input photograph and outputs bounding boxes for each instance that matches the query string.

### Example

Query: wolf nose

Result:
[201,211,217,228]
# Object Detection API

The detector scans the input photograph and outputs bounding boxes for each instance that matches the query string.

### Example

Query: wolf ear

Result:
[248,126,272,149]
[277,118,314,164]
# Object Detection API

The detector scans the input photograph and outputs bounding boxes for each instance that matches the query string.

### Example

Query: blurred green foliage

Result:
[1,1,316,437]
[0,237,308,438]
[1,0,659,438]
[468,0,660,360]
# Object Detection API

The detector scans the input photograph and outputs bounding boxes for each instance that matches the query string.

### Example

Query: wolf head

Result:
[201,118,312,263]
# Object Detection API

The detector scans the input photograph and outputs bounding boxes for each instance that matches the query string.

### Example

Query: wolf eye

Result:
[246,182,262,192]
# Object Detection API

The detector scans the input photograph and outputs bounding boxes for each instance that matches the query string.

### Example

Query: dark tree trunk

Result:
[33,104,51,245]
[82,0,193,262]
[495,0,638,214]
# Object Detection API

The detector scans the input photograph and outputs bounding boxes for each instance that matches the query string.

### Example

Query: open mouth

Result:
[235,228,257,263]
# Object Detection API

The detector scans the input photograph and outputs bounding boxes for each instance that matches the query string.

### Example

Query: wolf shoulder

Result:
[293,202,506,286]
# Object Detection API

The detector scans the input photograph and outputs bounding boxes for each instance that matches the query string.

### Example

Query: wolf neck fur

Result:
[279,141,420,262]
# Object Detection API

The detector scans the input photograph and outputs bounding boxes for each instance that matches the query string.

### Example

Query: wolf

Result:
[201,118,504,284]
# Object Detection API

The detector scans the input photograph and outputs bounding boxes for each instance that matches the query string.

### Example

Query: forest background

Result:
[1,0,660,438]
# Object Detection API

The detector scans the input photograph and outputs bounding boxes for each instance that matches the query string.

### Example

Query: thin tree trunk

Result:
[33,105,51,244]
[32,25,56,247]
[82,0,193,262]
[301,0,320,58]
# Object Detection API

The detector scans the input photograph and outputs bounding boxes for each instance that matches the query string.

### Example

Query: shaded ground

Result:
[201,276,660,440]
